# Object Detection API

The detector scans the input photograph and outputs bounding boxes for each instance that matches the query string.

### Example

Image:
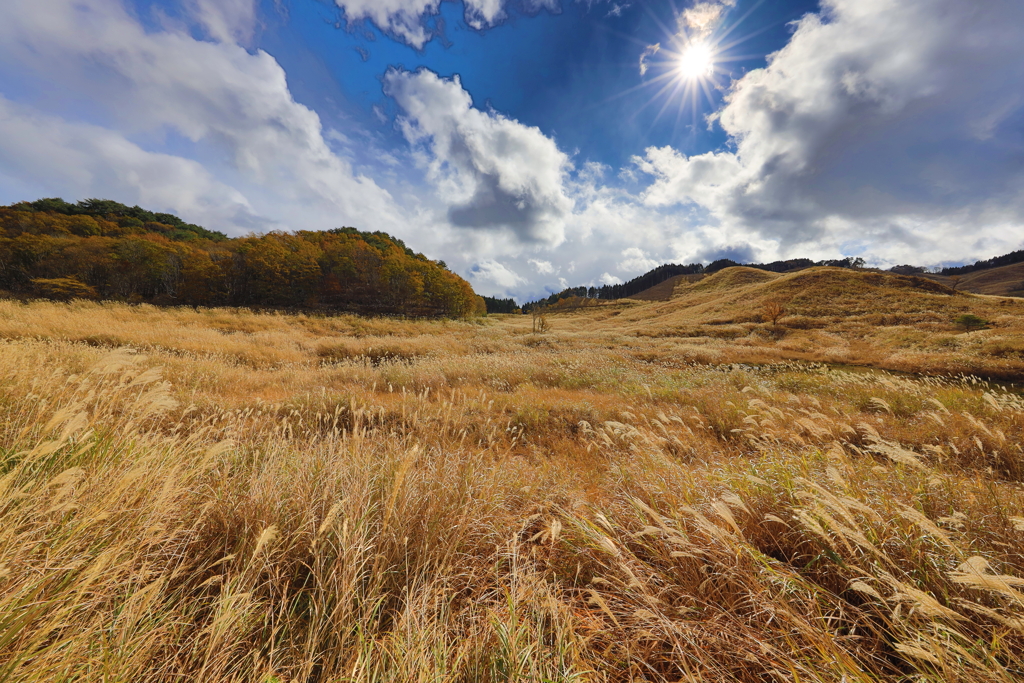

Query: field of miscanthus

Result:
[2,268,1024,682]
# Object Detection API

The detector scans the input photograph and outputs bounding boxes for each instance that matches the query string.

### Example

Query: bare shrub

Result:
[762,298,787,325]
[532,306,549,333]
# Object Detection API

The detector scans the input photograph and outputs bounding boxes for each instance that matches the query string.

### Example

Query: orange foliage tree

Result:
[0,200,484,318]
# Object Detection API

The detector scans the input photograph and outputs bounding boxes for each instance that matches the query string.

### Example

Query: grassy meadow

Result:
[2,267,1024,682]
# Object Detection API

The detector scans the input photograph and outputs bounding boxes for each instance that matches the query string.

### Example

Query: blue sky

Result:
[261,0,818,169]
[0,0,1022,300]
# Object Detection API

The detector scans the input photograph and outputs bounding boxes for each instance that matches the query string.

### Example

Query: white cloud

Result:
[334,0,558,49]
[469,259,526,291]
[463,0,507,28]
[186,0,258,44]
[679,0,735,40]
[333,0,440,49]
[617,247,659,274]
[636,147,742,210]
[0,0,404,236]
[599,272,622,285]
[384,68,574,246]
[606,3,631,18]
[529,259,556,274]
[0,95,260,228]
[639,44,659,77]
[635,0,1024,264]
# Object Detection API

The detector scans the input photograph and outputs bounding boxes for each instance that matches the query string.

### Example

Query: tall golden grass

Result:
[0,294,1023,681]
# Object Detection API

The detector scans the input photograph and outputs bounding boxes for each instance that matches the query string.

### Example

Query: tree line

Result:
[482,296,520,314]
[0,199,485,318]
[939,249,1024,276]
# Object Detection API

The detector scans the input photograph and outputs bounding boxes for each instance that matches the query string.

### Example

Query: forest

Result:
[940,249,1024,275]
[0,199,484,318]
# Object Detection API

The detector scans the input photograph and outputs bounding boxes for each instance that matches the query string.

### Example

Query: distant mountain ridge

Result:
[0,199,484,318]
[521,250,1023,311]
[522,256,868,311]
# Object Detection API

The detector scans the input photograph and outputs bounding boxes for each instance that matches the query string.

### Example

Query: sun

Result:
[678,41,714,81]
[623,6,754,132]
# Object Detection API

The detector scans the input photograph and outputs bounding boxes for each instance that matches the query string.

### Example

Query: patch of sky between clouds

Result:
[331,0,595,49]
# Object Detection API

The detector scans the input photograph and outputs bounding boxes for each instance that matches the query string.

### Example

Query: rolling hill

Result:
[531,248,1024,310]
[921,261,1024,297]
[618,266,958,326]
[546,266,1024,379]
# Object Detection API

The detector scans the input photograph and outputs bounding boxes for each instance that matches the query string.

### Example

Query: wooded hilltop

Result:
[0,199,484,318]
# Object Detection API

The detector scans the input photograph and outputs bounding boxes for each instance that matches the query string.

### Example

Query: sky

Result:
[0,0,1022,302]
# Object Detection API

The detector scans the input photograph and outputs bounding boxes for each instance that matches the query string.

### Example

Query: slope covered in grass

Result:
[565,266,1024,379]
[0,299,1023,681]
[922,261,1024,297]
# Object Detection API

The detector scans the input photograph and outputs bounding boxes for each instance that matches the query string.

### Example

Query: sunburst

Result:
[677,40,715,82]
[607,3,766,139]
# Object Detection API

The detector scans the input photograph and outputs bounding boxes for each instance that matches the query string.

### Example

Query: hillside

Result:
[544,266,1024,379]
[528,247,1024,311]
[920,261,1024,297]
[625,272,702,300]
[0,199,483,317]
[627,261,1024,302]
[619,266,956,325]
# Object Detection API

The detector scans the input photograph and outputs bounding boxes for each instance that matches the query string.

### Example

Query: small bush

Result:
[30,277,98,301]
[955,313,987,332]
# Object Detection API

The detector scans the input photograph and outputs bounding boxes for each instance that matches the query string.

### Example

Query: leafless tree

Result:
[763,298,786,325]
[532,306,549,333]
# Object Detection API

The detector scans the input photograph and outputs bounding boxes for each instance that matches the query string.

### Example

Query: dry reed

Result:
[0,295,1022,681]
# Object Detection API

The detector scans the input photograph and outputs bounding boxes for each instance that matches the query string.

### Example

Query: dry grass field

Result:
[2,267,1024,682]
[920,262,1024,298]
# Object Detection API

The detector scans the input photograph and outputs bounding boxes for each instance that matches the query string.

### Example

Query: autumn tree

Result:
[0,199,484,318]
[762,298,787,325]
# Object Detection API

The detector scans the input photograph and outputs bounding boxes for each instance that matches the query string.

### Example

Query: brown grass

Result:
[595,266,1024,380]
[0,281,1023,681]
[922,262,1024,297]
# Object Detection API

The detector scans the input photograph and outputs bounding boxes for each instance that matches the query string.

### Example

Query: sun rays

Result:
[613,0,772,140]
[677,40,716,81]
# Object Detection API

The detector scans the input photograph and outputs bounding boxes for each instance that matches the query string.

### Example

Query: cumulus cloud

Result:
[529,259,556,274]
[469,259,526,291]
[333,0,440,48]
[617,247,659,273]
[599,272,622,285]
[384,68,574,246]
[0,0,403,235]
[335,0,558,48]
[0,95,262,228]
[635,0,1024,263]
[679,0,734,39]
